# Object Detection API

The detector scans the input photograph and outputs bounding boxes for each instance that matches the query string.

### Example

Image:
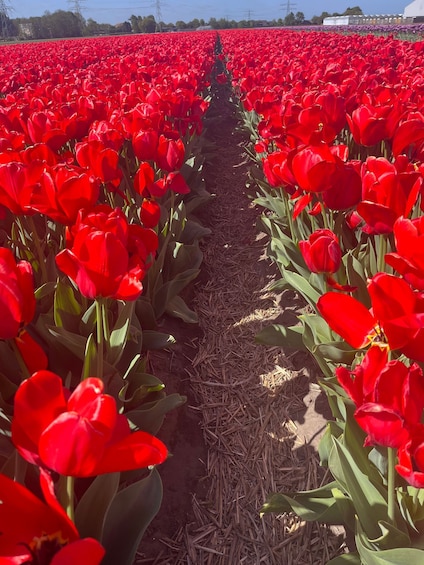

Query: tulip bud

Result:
[299,229,341,274]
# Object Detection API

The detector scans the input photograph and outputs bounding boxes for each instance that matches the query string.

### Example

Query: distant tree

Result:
[139,15,156,33]
[175,20,187,30]
[85,18,101,35]
[48,10,83,37]
[130,14,140,32]
[284,12,296,26]
[115,21,131,33]
[295,11,305,24]
[343,6,363,15]
[189,18,200,28]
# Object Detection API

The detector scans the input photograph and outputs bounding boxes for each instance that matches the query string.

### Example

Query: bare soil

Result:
[137,73,346,564]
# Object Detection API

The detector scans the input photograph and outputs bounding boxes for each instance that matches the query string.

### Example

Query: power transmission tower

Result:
[0,0,12,38]
[155,0,163,32]
[68,0,85,19]
[281,0,296,17]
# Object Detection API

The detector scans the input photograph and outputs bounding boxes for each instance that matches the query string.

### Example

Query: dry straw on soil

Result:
[138,88,347,564]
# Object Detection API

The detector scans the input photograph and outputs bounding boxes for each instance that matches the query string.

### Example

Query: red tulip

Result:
[291,143,347,193]
[385,216,424,290]
[0,247,35,340]
[0,161,42,215]
[75,140,122,189]
[156,135,185,172]
[357,156,421,234]
[56,206,158,300]
[132,129,158,161]
[134,162,155,196]
[30,164,100,225]
[318,273,424,362]
[299,229,341,274]
[0,472,105,564]
[12,371,168,477]
[140,199,161,228]
[397,425,424,487]
[347,104,389,147]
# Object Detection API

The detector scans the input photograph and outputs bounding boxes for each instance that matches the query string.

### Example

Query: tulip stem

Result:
[285,195,296,243]
[96,298,104,379]
[378,234,387,274]
[27,216,48,284]
[387,446,396,525]
[66,475,75,522]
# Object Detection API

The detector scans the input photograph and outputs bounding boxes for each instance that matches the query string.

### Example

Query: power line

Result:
[155,0,162,30]
[68,0,86,18]
[281,0,296,17]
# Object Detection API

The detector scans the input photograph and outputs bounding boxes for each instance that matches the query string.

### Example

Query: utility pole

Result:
[155,0,162,31]
[0,0,12,38]
[281,0,296,17]
[68,0,85,19]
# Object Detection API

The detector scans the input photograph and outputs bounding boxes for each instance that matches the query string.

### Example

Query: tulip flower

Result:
[346,104,389,147]
[132,128,159,161]
[0,247,36,340]
[75,139,122,189]
[140,199,161,228]
[0,472,105,564]
[317,273,424,362]
[12,371,168,477]
[336,348,424,448]
[156,135,185,172]
[291,143,347,193]
[29,164,100,225]
[385,216,424,290]
[396,425,424,487]
[299,229,341,274]
[357,156,421,234]
[56,205,158,300]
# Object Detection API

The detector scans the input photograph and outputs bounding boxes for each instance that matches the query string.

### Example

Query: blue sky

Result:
[11,0,410,24]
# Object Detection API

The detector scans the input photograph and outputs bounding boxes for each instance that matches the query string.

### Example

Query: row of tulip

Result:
[220,28,424,563]
[0,31,217,563]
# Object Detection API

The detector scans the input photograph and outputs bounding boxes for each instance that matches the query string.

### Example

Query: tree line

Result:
[1,6,363,41]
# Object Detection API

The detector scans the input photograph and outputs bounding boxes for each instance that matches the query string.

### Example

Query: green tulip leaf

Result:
[75,472,120,540]
[81,333,97,381]
[165,295,198,323]
[179,219,211,244]
[326,553,361,565]
[141,330,176,351]
[317,342,358,364]
[101,468,163,565]
[329,438,388,540]
[255,323,305,349]
[54,279,82,331]
[318,421,344,466]
[119,372,164,410]
[34,281,56,300]
[107,301,135,365]
[135,298,157,331]
[356,523,424,564]
[127,393,186,435]
[260,481,353,525]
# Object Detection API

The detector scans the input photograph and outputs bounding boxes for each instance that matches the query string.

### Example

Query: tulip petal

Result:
[317,292,375,349]
[51,538,105,565]
[95,430,168,475]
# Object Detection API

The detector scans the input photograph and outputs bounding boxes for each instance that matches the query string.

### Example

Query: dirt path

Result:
[138,71,346,564]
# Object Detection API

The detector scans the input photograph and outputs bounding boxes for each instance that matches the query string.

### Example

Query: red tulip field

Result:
[1,26,424,565]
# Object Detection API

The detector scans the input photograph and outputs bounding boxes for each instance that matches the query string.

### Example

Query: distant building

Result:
[404,0,424,20]
[323,14,403,25]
